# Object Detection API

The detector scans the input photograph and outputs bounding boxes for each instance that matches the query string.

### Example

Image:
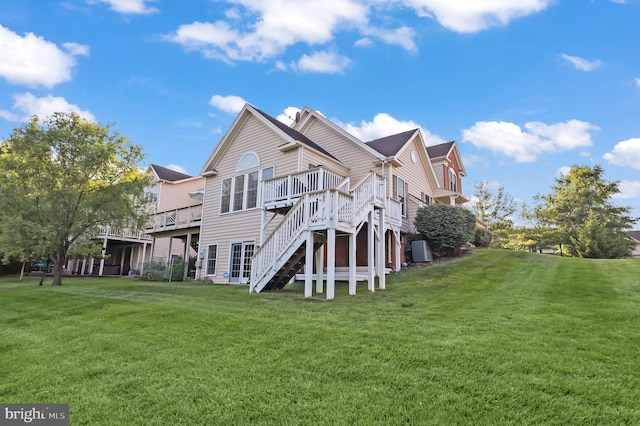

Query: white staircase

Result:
[250,171,386,293]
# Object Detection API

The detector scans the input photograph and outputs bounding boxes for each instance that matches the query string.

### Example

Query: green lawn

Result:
[1,250,639,425]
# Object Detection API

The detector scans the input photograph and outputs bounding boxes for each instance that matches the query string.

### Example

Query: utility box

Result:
[411,240,433,263]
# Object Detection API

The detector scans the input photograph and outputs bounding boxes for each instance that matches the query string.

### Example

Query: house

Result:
[627,230,640,258]
[143,164,205,278]
[67,164,203,277]
[195,104,468,299]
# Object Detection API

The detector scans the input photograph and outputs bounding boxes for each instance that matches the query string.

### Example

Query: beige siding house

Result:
[194,104,469,298]
[144,164,204,278]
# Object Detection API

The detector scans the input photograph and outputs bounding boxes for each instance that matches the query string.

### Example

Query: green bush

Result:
[415,204,476,258]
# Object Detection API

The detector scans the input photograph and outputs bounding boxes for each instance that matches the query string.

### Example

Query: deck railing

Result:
[262,167,345,208]
[147,204,203,233]
[98,227,152,242]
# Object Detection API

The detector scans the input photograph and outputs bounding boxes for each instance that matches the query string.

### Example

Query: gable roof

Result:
[253,107,339,161]
[426,141,466,177]
[148,164,192,182]
[627,230,640,242]
[426,141,455,159]
[201,103,341,174]
[293,107,386,161]
[365,129,418,157]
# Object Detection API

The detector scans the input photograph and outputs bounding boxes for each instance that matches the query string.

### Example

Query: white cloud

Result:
[613,181,640,199]
[295,50,352,73]
[62,42,90,56]
[6,92,95,123]
[462,119,599,163]
[0,110,18,121]
[603,138,640,169]
[400,0,551,33]
[165,1,552,66]
[557,166,571,176]
[361,25,417,51]
[338,112,446,145]
[635,78,640,88]
[0,25,87,88]
[560,54,602,71]
[208,95,248,114]
[93,0,159,15]
[166,164,188,174]
[166,0,368,62]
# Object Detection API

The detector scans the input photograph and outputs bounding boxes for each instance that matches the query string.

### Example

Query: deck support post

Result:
[377,208,386,290]
[326,228,336,300]
[367,210,375,292]
[349,232,356,295]
[304,231,314,298]
[98,238,108,276]
[315,242,324,294]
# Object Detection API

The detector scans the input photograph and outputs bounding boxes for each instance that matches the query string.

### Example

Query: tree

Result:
[414,204,476,258]
[540,165,637,258]
[471,181,518,248]
[471,181,518,227]
[0,112,151,285]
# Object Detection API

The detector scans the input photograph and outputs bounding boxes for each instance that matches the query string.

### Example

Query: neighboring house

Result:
[627,230,640,258]
[426,141,468,206]
[195,104,468,299]
[68,164,203,277]
[144,164,205,278]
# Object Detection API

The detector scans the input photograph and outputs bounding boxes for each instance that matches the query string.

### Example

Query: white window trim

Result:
[206,244,218,276]
[220,165,275,215]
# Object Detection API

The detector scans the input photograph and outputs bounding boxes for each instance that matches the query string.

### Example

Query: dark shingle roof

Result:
[253,107,339,162]
[627,230,640,241]
[426,141,455,159]
[150,164,192,182]
[364,129,417,157]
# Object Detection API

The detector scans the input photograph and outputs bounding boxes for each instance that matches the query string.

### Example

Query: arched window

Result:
[236,152,260,171]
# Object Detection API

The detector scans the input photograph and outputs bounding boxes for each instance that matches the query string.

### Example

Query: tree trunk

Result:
[52,255,66,286]
[20,262,25,281]
[39,270,45,286]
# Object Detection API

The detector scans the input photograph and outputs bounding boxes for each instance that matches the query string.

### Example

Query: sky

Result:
[1,0,640,221]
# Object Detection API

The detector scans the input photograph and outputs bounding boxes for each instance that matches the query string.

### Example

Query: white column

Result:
[80,257,87,275]
[98,238,108,276]
[378,209,386,290]
[184,233,192,281]
[394,231,401,272]
[315,242,324,294]
[348,232,356,295]
[304,232,314,298]
[140,242,148,274]
[167,236,173,267]
[367,211,375,292]
[326,228,336,300]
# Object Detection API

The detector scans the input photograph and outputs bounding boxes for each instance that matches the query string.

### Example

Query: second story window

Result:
[220,165,275,214]
[449,169,458,193]
[393,175,407,218]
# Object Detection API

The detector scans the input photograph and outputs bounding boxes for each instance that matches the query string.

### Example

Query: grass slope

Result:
[1,250,638,425]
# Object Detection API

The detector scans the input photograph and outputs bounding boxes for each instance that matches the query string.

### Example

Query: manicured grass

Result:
[1,250,639,425]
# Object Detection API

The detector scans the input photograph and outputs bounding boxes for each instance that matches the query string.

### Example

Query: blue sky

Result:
[1,0,640,220]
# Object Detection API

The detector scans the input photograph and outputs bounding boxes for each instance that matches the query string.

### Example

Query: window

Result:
[232,175,245,211]
[262,166,274,181]
[393,175,407,217]
[246,171,259,209]
[206,245,218,275]
[449,169,458,192]
[220,178,231,213]
[237,152,259,171]
[220,166,275,214]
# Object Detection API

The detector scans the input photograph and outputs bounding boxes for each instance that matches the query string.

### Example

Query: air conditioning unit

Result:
[411,240,433,263]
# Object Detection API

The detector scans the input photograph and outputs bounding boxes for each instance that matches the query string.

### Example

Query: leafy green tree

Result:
[471,181,518,248]
[0,112,151,285]
[414,204,476,258]
[540,165,636,258]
